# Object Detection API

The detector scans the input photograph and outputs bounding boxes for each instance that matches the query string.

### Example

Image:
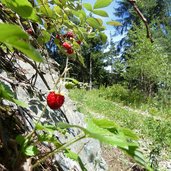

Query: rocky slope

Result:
[0,55,107,171]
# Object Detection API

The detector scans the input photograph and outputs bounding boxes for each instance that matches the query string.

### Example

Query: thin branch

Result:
[19,54,51,90]
[32,133,85,169]
[128,0,154,43]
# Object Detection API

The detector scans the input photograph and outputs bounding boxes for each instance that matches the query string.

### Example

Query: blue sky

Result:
[82,0,124,42]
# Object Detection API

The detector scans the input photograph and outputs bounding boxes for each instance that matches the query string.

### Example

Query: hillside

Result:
[0,0,171,170]
[69,89,171,171]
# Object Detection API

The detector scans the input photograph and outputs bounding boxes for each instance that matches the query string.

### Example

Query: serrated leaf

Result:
[94,0,113,9]
[106,21,122,26]
[1,0,39,22]
[57,120,137,149]
[86,17,101,29]
[83,3,93,12]
[93,9,109,17]
[86,119,136,148]
[0,24,43,62]
[57,120,150,169]
[24,145,39,156]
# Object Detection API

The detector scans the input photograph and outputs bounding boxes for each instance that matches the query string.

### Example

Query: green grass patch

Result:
[69,88,171,153]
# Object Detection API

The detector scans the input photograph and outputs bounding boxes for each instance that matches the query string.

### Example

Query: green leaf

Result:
[0,24,28,41]
[92,118,138,140]
[83,3,93,12]
[106,21,122,26]
[121,146,152,170]
[6,39,43,62]
[121,128,138,140]
[86,119,137,148]
[79,10,87,20]
[0,82,13,101]
[35,123,56,133]
[65,82,75,89]
[88,32,96,38]
[100,32,108,43]
[24,145,39,156]
[0,82,28,107]
[1,0,39,22]
[57,120,137,149]
[57,119,150,169]
[86,17,101,29]
[54,6,63,17]
[99,26,106,31]
[92,10,109,17]
[40,4,54,17]
[77,54,85,66]
[65,78,79,85]
[13,99,28,108]
[37,134,61,148]
[94,0,113,9]
[92,118,119,129]
[0,24,43,62]
[65,150,87,171]
[96,18,103,25]
[16,135,26,146]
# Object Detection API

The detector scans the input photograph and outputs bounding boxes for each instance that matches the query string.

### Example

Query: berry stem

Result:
[53,56,69,92]
[25,103,48,139]
[31,133,86,169]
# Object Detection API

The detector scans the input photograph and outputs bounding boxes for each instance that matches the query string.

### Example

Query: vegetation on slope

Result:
[69,87,171,170]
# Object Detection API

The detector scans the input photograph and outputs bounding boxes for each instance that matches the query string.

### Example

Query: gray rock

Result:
[13,58,108,171]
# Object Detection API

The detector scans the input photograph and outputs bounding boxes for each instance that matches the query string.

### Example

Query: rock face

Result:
[0,57,107,171]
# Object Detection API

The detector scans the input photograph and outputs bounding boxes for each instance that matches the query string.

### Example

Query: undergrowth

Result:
[69,88,171,159]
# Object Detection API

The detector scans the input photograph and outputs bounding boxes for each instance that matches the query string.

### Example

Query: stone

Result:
[11,58,108,171]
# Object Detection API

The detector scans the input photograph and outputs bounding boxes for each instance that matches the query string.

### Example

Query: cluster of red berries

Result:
[56,31,81,55]
[47,91,65,110]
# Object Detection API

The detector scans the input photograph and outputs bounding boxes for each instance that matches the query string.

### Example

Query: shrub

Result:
[99,84,147,106]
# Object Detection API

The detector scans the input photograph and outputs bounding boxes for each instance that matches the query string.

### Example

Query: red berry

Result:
[26,28,33,35]
[76,40,81,45]
[66,31,74,38]
[47,91,65,110]
[62,42,72,49]
[67,48,74,54]
[56,34,60,39]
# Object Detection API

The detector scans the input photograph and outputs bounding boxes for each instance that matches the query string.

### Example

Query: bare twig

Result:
[128,0,154,43]
[0,74,30,88]
[19,54,51,90]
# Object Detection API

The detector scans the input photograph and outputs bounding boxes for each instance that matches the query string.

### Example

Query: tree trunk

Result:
[89,55,92,90]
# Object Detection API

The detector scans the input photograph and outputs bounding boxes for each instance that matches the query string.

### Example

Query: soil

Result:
[102,145,145,171]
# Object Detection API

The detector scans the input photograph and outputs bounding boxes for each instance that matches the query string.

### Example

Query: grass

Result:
[69,88,171,163]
